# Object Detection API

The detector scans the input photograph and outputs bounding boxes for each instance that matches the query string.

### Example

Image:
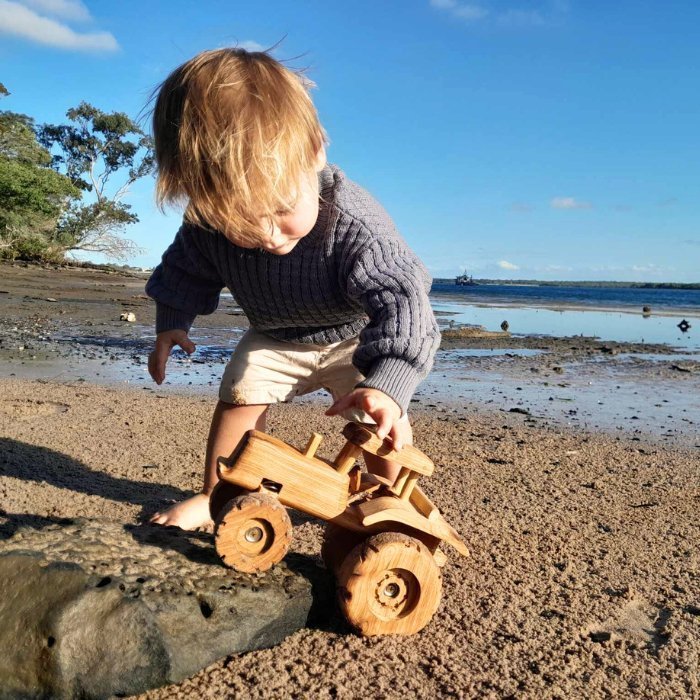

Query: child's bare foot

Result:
[149,492,213,530]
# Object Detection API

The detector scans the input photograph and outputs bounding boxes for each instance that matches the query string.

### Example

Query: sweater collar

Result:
[312,164,336,237]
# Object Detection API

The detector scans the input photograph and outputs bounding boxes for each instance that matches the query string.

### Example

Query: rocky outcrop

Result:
[0,519,314,699]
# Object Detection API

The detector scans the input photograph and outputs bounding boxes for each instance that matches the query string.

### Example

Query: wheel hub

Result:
[375,570,411,613]
[245,526,264,543]
[384,582,401,598]
[237,518,271,555]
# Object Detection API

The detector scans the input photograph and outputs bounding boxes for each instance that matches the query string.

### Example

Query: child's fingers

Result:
[149,339,172,384]
[390,420,411,451]
[147,351,162,384]
[361,394,375,413]
[178,337,196,354]
[391,424,403,451]
[374,409,392,441]
[325,394,352,416]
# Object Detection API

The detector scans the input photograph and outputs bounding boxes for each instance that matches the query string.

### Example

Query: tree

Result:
[0,111,79,261]
[38,102,155,261]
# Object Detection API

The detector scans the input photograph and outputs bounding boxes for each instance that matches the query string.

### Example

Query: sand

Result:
[1,263,699,698]
[1,378,699,698]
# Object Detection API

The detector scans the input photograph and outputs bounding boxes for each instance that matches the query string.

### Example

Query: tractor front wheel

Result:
[214,492,292,573]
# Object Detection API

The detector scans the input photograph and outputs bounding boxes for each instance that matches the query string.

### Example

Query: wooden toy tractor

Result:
[209,423,468,636]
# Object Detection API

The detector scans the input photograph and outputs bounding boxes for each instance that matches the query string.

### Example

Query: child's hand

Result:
[148,330,196,385]
[326,388,410,450]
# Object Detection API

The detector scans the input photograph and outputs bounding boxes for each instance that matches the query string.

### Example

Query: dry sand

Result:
[1,378,699,698]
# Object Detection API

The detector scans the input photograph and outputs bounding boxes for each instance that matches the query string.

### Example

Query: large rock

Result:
[0,518,315,699]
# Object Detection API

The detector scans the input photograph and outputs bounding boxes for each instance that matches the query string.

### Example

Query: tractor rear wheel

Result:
[336,532,442,636]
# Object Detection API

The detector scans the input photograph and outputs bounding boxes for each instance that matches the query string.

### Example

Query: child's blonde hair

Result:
[152,48,327,244]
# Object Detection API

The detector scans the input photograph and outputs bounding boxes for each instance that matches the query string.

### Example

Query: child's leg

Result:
[149,401,268,529]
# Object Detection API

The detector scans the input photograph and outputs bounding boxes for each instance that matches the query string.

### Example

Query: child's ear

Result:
[314,144,327,172]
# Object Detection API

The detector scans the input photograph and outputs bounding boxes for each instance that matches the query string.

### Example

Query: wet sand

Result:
[1,263,699,698]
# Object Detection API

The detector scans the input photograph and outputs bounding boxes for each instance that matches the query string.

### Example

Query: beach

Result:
[1,263,699,698]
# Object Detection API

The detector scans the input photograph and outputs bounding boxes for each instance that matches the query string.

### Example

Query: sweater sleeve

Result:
[145,223,225,333]
[345,237,440,413]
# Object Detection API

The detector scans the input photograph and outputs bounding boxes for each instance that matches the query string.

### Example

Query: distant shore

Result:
[434,277,700,290]
[432,293,700,318]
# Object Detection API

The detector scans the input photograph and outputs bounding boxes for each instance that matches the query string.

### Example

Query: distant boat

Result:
[455,271,477,286]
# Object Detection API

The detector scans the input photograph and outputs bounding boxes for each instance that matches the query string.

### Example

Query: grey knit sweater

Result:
[146,164,440,412]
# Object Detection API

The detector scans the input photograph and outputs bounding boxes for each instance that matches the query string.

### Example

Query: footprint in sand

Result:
[0,399,70,421]
[585,597,671,652]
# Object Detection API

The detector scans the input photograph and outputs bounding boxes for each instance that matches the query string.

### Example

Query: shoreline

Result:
[1,263,698,447]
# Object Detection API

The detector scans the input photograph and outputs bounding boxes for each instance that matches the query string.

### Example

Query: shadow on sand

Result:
[0,437,191,524]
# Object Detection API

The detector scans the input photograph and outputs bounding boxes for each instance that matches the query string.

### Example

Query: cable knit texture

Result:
[146,164,440,412]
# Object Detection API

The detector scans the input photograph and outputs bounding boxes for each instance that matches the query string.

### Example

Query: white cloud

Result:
[430,0,567,27]
[497,9,546,26]
[0,0,118,51]
[540,264,573,272]
[431,1,488,22]
[498,260,520,271]
[20,0,89,21]
[631,264,669,274]
[238,39,265,52]
[551,196,592,210]
[590,263,673,277]
[453,4,488,21]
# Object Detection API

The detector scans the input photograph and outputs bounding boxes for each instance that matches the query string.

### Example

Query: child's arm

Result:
[334,235,440,434]
[146,222,225,382]
[146,222,224,331]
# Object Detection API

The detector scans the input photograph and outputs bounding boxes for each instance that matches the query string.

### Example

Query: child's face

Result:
[238,149,327,256]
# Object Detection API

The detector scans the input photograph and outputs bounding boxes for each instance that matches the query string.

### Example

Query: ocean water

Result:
[430,283,700,312]
[430,283,699,351]
[222,285,700,349]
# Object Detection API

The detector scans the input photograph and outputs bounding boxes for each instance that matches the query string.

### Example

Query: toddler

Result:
[146,48,440,530]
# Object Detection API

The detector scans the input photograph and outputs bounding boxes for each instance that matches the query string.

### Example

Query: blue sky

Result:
[1,0,698,282]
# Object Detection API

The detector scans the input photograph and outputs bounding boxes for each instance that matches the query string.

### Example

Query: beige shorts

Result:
[219,328,392,424]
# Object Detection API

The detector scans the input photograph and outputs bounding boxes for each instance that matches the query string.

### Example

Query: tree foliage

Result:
[0,95,154,263]
[38,102,155,261]
[0,111,79,261]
